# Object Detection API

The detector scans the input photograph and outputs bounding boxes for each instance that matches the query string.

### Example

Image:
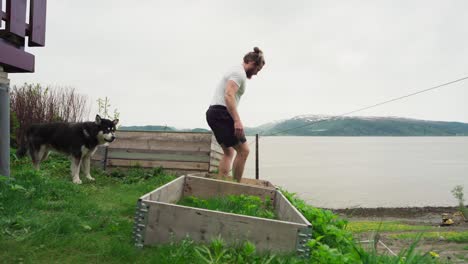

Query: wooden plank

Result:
[116,131,212,143]
[184,176,276,201]
[144,201,307,252]
[107,159,209,171]
[138,176,185,201]
[203,174,275,188]
[109,148,210,156]
[0,38,35,73]
[275,191,311,225]
[148,176,185,203]
[105,167,202,177]
[208,139,222,171]
[209,158,220,167]
[6,0,27,38]
[209,165,218,173]
[28,0,47,46]
[210,136,223,154]
[91,146,106,161]
[210,152,222,161]
[110,139,211,152]
[166,169,209,176]
[120,130,212,135]
[210,157,221,166]
[107,150,210,163]
[186,172,208,177]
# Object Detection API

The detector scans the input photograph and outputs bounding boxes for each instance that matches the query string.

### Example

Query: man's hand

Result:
[234,119,244,138]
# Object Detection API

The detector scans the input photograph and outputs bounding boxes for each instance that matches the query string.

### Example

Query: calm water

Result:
[243,137,468,208]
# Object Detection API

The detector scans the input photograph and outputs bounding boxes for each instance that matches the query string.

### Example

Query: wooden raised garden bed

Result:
[133,173,312,257]
[92,130,223,174]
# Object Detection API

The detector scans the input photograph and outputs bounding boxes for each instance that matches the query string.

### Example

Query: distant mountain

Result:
[120,116,468,136]
[245,115,468,136]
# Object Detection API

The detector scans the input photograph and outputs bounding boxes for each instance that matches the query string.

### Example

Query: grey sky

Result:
[10,0,468,128]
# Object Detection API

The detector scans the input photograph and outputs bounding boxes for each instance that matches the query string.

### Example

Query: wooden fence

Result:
[92,130,223,174]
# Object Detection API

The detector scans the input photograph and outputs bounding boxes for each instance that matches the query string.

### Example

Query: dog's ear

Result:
[112,119,119,126]
[95,115,102,125]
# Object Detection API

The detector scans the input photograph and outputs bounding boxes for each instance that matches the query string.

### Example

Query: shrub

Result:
[9,83,90,146]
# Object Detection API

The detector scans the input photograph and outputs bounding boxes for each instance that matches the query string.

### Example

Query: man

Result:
[206,47,265,182]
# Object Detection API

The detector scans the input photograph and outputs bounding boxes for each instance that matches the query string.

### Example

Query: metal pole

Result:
[255,134,259,180]
[0,66,10,177]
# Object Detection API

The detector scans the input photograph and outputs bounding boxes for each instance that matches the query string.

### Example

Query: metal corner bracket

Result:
[133,199,149,248]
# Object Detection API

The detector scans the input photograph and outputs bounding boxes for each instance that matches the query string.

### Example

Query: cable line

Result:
[258,75,468,137]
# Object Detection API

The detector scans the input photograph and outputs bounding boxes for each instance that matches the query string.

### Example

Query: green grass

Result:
[0,149,448,263]
[0,151,302,263]
[389,231,468,243]
[177,195,277,219]
[346,221,434,233]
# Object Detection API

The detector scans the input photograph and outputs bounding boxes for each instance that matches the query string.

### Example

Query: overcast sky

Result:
[8,0,468,128]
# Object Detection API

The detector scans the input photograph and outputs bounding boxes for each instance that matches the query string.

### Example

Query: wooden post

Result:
[103,146,109,171]
[0,67,10,177]
[255,134,259,180]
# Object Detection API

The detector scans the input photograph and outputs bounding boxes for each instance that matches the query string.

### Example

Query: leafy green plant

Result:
[451,185,467,218]
[194,237,228,264]
[177,194,276,219]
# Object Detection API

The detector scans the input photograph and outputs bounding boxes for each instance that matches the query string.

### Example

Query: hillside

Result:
[245,115,468,136]
[122,116,468,136]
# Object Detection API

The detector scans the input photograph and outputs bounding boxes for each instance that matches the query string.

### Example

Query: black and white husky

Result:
[17,115,119,184]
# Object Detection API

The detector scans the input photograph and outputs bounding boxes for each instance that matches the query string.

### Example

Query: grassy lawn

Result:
[389,231,468,243]
[347,221,434,233]
[0,150,447,263]
[1,152,304,263]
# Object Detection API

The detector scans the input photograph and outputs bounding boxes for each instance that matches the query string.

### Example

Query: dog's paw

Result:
[73,178,83,184]
[86,175,95,181]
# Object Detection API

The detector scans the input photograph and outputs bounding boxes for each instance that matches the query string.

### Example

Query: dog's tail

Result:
[16,134,29,158]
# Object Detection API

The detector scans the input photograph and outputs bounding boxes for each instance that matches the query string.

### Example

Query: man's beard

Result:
[246,69,254,79]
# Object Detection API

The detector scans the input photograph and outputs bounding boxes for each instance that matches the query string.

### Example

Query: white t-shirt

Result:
[210,64,247,107]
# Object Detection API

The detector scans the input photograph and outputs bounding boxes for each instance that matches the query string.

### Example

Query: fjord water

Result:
[244,137,468,208]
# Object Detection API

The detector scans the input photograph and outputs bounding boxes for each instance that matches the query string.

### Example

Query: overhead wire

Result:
[254,75,468,138]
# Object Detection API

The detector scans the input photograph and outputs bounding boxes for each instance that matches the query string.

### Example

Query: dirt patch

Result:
[357,232,468,263]
[330,206,468,225]
[333,207,468,263]
[355,229,468,263]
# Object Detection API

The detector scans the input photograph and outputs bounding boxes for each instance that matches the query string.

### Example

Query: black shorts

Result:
[206,105,247,148]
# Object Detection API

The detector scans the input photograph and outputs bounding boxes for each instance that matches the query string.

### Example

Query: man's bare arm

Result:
[225,80,244,137]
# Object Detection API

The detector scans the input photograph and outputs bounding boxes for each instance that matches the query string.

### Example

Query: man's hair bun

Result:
[244,47,265,66]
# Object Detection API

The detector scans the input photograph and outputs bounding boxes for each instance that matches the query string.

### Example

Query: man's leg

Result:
[219,145,235,177]
[232,142,250,182]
